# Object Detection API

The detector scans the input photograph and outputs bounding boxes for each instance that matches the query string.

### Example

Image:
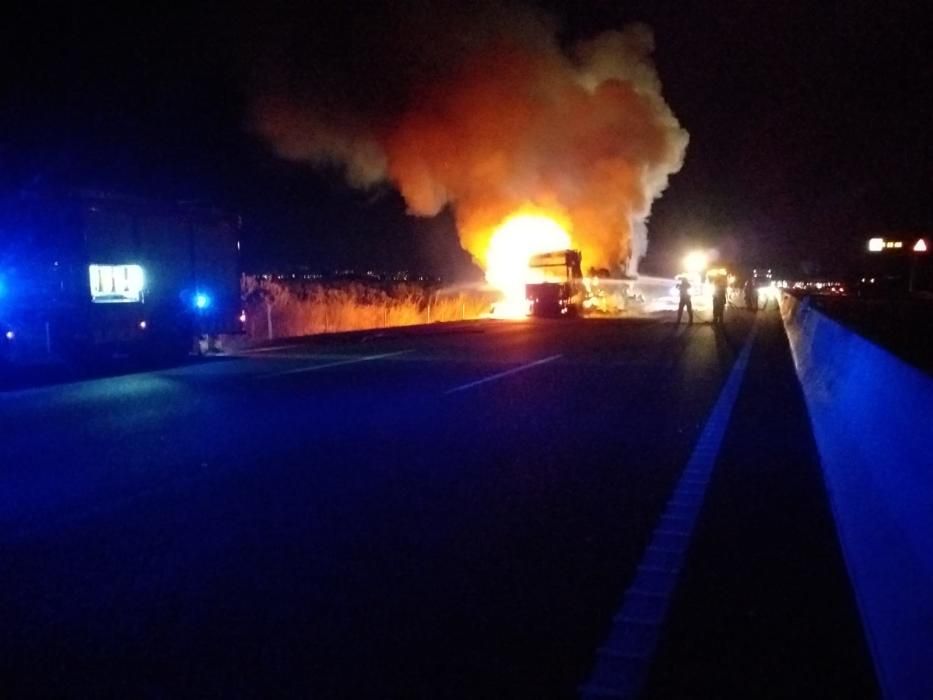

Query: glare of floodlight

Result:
[683,251,709,274]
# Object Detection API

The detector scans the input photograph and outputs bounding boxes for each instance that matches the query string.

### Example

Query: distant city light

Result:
[914,239,928,253]
[194,292,212,310]
[138,320,147,330]
[239,310,247,324]
[4,330,13,340]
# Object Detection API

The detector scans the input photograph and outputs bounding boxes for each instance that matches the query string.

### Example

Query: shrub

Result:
[241,276,498,341]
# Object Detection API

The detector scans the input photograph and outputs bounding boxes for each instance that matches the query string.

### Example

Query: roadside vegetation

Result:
[240,276,498,341]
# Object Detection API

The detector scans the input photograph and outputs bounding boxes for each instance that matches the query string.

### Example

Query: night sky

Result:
[1,1,930,279]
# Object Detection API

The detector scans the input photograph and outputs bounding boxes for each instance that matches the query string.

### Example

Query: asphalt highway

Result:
[0,312,877,698]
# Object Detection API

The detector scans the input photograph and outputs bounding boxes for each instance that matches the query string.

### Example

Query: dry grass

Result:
[240,276,498,341]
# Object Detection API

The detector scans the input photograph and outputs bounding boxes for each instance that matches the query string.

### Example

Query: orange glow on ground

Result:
[485,211,573,318]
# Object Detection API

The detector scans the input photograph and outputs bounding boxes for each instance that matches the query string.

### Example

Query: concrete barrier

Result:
[781,294,933,699]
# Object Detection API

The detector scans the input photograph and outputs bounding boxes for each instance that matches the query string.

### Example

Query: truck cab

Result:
[525,249,586,317]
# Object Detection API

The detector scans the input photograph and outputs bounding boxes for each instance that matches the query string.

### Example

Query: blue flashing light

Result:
[194,292,212,310]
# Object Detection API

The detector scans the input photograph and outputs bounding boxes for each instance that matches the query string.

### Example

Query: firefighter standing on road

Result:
[676,276,693,324]
[712,274,728,324]
[744,278,759,312]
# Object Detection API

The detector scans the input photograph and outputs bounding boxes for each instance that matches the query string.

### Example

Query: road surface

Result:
[0,312,877,698]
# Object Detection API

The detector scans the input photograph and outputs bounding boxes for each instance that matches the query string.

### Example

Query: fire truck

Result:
[0,190,242,367]
[525,249,586,317]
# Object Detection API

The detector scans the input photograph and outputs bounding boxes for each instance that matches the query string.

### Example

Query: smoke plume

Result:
[251,1,688,274]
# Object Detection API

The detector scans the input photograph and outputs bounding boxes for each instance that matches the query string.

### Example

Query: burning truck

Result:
[525,249,586,317]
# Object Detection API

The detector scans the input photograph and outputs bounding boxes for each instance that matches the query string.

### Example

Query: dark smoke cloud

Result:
[250,0,688,273]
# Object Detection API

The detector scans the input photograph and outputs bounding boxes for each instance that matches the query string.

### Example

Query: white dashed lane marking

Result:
[444,354,563,394]
[258,350,412,378]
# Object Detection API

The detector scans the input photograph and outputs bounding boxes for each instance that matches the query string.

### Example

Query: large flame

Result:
[485,210,572,318]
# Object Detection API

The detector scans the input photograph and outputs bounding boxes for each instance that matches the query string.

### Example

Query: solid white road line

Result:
[258,350,412,378]
[235,344,308,354]
[240,352,386,362]
[579,322,759,700]
[444,354,563,394]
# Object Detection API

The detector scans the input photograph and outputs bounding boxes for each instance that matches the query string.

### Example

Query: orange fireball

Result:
[484,210,573,318]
